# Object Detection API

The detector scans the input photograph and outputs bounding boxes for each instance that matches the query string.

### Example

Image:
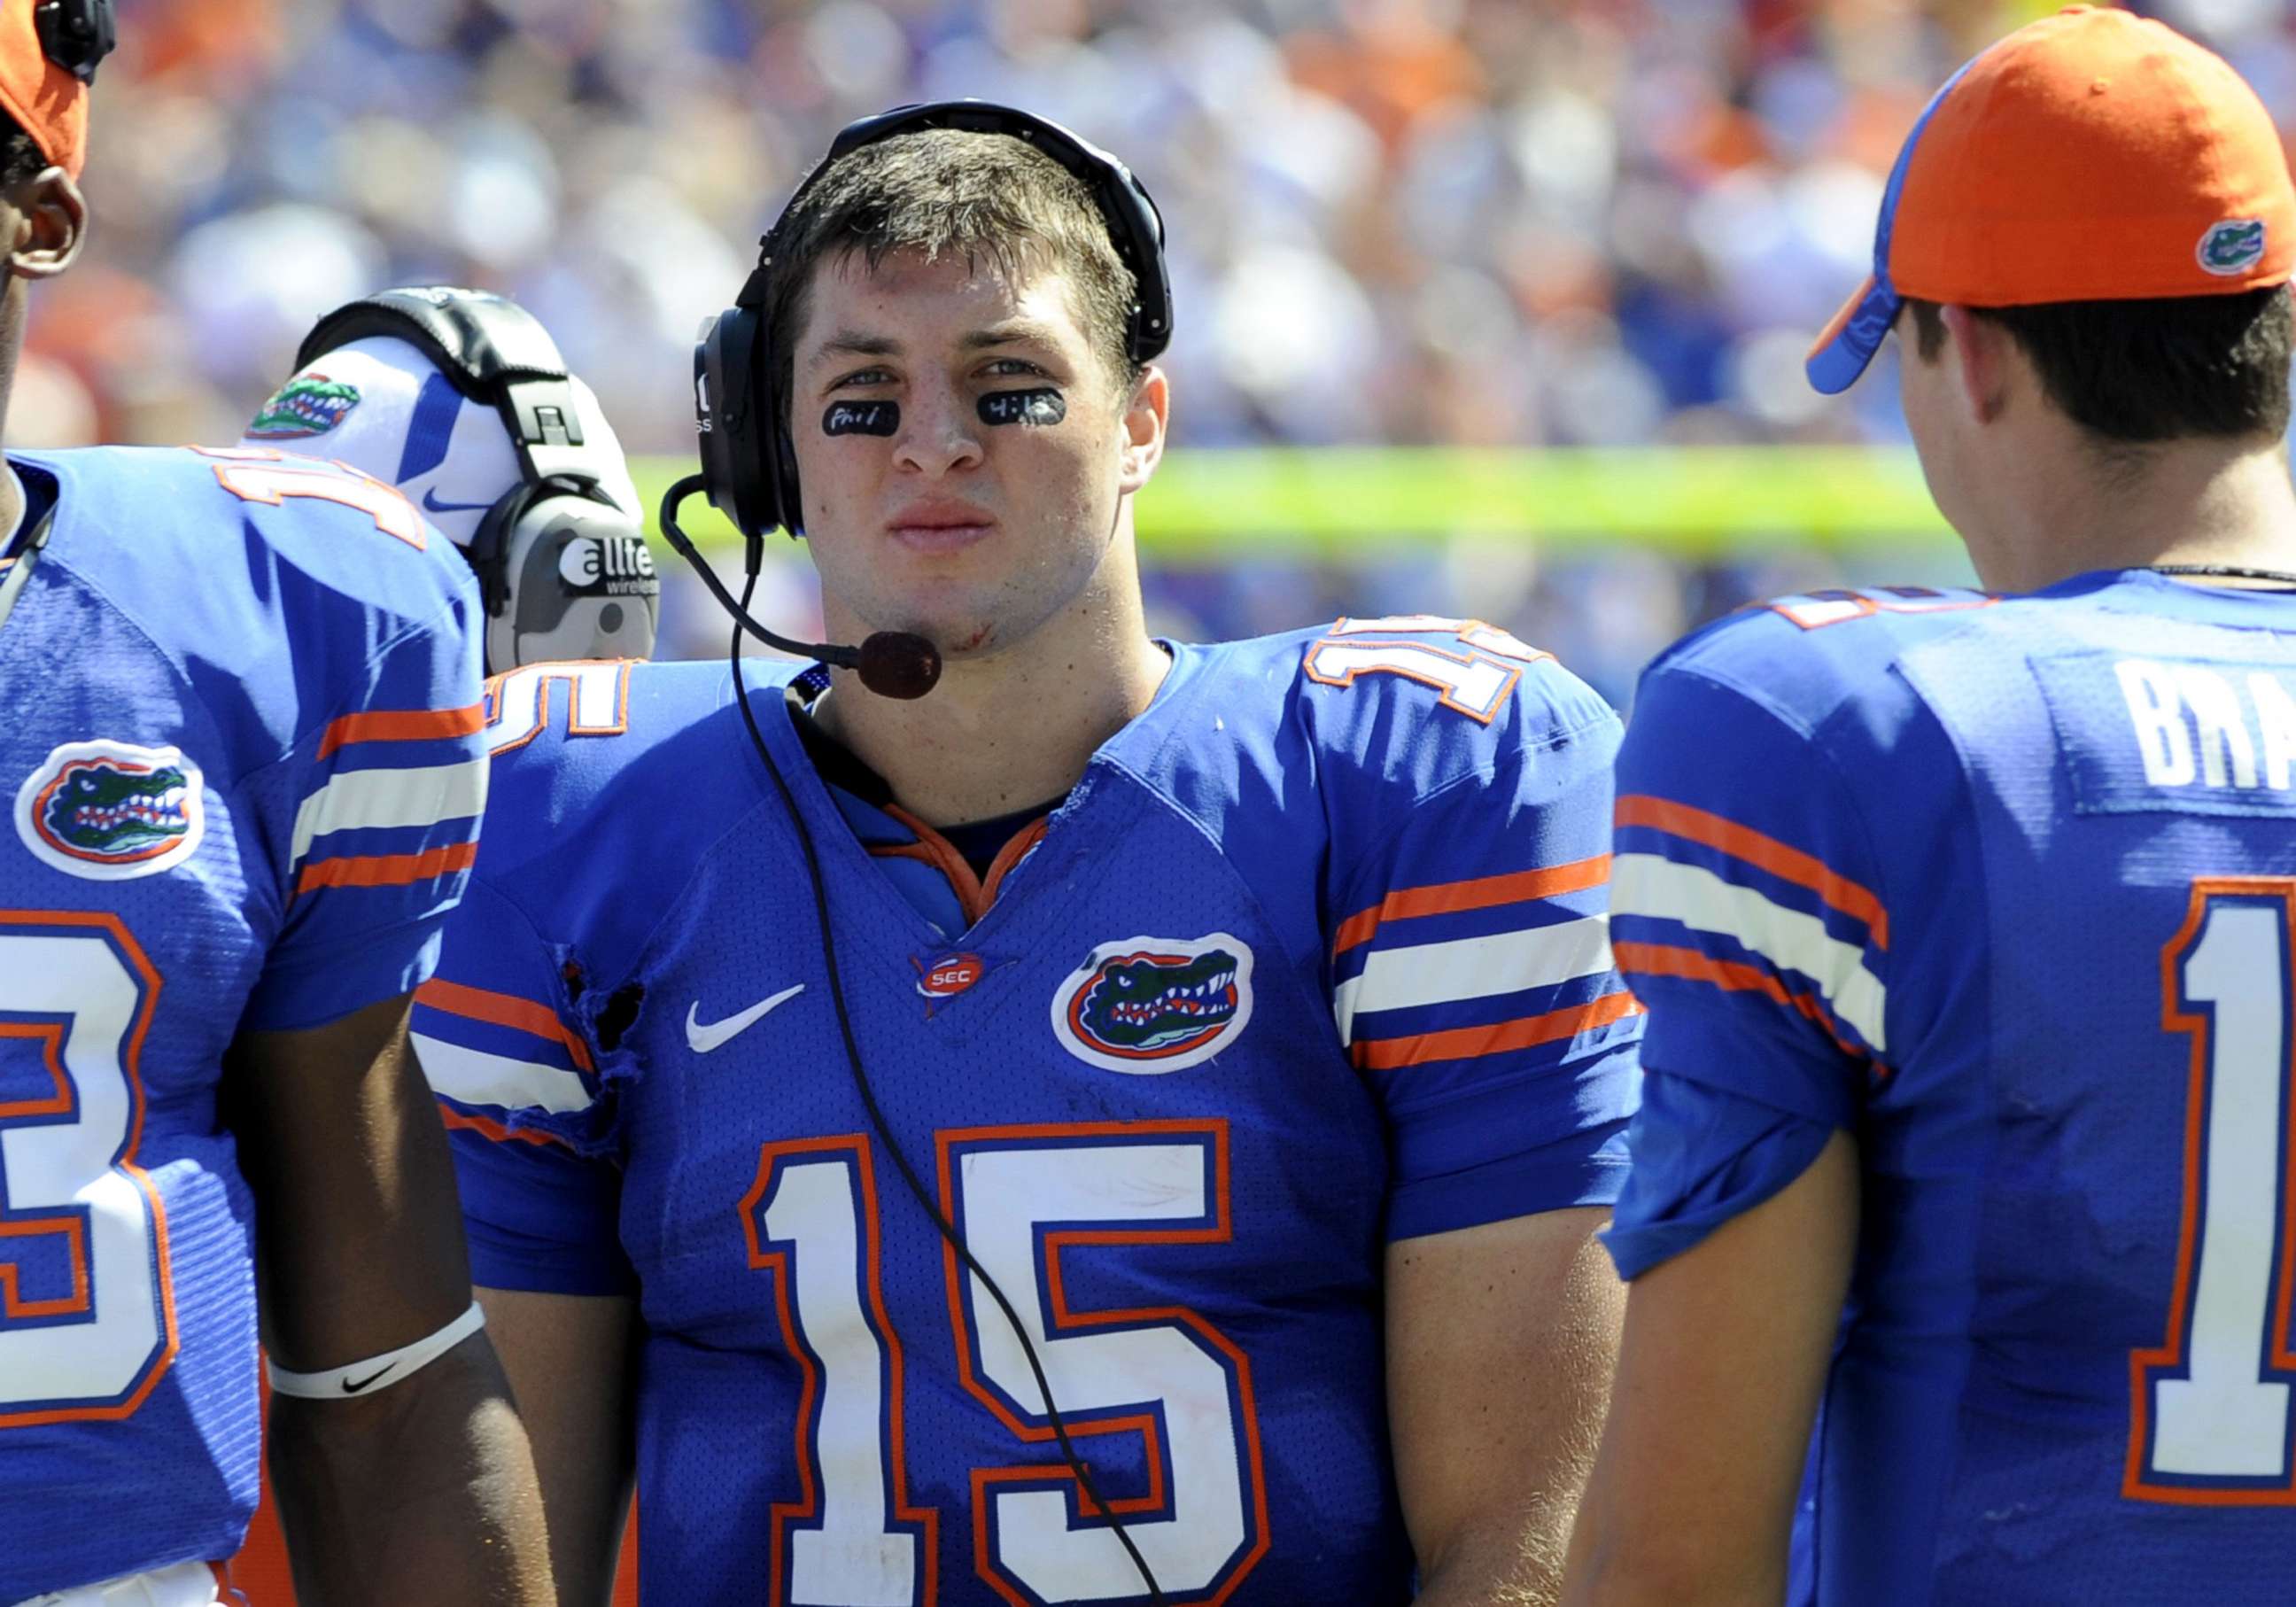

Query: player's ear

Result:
[1118,363,1167,495]
[7,168,85,281]
[1939,303,2011,426]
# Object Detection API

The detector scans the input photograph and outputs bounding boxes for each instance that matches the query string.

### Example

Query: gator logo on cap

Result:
[1051,933,1253,1074]
[246,374,361,439]
[2199,219,2268,276]
[15,741,206,881]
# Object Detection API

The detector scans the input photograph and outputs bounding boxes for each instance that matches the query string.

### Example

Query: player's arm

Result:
[1557,659,1894,1606]
[1326,666,1642,1604]
[220,509,550,1603]
[1391,1207,1625,1604]
[475,1286,637,1606]
[413,860,641,1607]
[1562,1132,1856,1607]
[226,998,552,1606]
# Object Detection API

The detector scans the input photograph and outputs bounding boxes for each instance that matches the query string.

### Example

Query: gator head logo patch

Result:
[15,741,205,880]
[246,373,361,439]
[2199,219,2268,276]
[1051,934,1253,1074]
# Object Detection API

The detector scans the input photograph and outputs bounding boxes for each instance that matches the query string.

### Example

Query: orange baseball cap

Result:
[1808,5,2296,395]
[0,0,102,180]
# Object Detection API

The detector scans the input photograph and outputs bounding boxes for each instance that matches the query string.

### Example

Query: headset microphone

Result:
[657,476,941,700]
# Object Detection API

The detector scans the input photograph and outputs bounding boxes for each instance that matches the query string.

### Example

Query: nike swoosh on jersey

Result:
[686,982,806,1053]
[423,488,500,514]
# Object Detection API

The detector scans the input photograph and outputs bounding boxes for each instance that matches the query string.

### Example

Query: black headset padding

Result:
[694,291,777,548]
[296,289,586,447]
[694,100,1175,547]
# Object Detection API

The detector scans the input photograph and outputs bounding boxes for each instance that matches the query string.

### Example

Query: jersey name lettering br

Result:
[425,617,1641,1605]
[1610,573,2296,1605]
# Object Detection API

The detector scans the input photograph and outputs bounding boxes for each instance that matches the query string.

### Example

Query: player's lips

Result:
[887,501,997,554]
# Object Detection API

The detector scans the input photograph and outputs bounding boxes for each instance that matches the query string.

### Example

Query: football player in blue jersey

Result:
[221,284,661,1607]
[415,104,1643,1604]
[1564,11,2296,1607]
[0,7,549,1605]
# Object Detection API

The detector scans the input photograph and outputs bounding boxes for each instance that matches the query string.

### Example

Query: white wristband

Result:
[266,1300,486,1400]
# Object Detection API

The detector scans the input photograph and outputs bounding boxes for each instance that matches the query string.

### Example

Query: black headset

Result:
[663,104,1178,1603]
[35,0,112,82]
[689,99,1172,548]
[297,287,659,673]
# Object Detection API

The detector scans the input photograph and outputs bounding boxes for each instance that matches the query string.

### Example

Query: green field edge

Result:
[631,446,1953,559]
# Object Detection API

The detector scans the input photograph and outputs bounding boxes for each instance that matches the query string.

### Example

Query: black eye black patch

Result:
[979,389,1066,428]
[824,400,899,436]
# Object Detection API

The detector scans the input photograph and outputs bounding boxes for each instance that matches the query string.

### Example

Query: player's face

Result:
[787,247,1160,660]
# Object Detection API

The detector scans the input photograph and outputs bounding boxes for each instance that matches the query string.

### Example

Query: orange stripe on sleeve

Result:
[1349,988,1642,1071]
[317,703,486,761]
[438,1101,574,1151]
[295,840,478,895]
[1334,855,1611,955]
[1614,940,1881,1069]
[1615,794,1889,950]
[416,977,594,1073]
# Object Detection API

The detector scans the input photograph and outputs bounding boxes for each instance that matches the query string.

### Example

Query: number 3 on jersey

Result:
[742,1123,1268,1605]
[2129,880,2296,1502]
[0,914,174,1426]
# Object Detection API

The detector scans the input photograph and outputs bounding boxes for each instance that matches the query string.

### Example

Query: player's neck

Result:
[1973,433,2296,593]
[811,574,1171,830]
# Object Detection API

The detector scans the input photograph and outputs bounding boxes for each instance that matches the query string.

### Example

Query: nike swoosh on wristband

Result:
[423,488,500,514]
[341,1363,395,1394]
[686,982,806,1053]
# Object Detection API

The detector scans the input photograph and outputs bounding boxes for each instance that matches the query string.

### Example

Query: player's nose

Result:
[892,377,985,478]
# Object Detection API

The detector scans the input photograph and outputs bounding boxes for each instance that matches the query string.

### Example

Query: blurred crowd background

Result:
[27,0,2296,703]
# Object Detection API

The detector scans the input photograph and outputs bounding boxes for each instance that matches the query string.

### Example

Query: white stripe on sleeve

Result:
[412,1032,594,1115]
[1610,851,1887,1051]
[290,757,489,869]
[1333,915,1615,1046]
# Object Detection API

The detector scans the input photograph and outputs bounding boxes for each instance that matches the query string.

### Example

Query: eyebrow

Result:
[807,331,902,370]
[959,320,1066,352]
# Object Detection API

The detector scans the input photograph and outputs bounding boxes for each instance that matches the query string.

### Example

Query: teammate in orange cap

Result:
[1565,8,2296,1604]
[0,5,548,1604]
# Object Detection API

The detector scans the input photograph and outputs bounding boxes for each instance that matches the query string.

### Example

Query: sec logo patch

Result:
[918,952,985,998]
[1051,933,1254,1074]
[15,740,206,880]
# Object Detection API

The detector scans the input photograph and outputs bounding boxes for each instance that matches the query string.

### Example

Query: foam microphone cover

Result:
[857,632,942,699]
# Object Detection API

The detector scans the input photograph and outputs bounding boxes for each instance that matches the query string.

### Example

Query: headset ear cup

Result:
[749,304,801,542]
[463,488,523,622]
[694,306,781,544]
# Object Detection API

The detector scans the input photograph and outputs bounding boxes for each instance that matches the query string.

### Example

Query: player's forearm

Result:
[268,1334,553,1605]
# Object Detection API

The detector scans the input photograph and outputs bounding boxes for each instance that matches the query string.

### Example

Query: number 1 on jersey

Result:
[2129,881,2296,1502]
[741,1137,936,1606]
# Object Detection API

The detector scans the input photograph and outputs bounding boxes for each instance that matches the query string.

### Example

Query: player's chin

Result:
[895,603,1003,659]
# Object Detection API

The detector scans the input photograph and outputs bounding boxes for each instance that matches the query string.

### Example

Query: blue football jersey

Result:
[1607,575,2296,1606]
[0,447,486,1600]
[422,617,1641,1606]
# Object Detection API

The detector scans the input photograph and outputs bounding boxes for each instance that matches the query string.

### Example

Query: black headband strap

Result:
[294,288,597,485]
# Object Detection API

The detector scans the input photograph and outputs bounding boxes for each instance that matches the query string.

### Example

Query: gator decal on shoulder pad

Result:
[246,373,361,439]
[1051,933,1254,1074]
[15,740,206,880]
